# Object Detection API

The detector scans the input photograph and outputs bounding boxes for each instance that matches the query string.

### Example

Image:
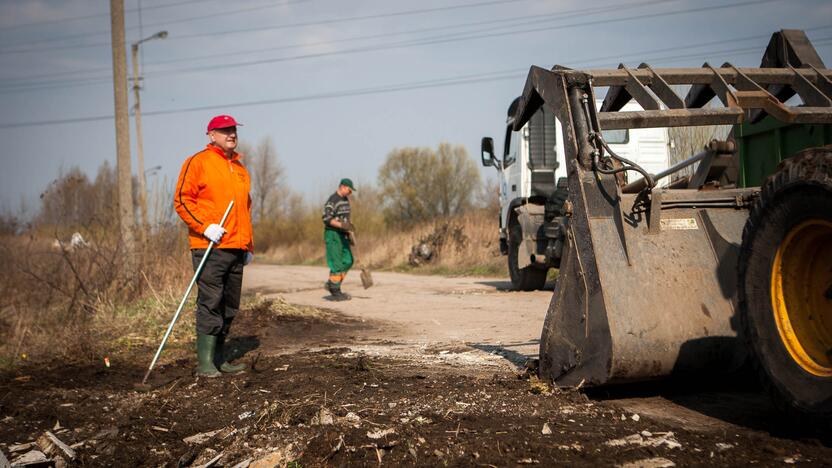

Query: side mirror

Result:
[481,137,496,167]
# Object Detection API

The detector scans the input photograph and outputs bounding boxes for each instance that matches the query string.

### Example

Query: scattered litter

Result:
[631,414,640,422]
[343,412,361,425]
[783,455,803,464]
[605,432,681,450]
[518,458,540,464]
[621,414,626,421]
[541,423,552,435]
[618,457,676,468]
[256,389,270,394]
[323,436,344,462]
[104,357,110,368]
[367,428,396,439]
[413,416,432,425]
[238,411,255,421]
[151,426,170,433]
[193,449,223,468]
[715,443,734,451]
[183,429,223,445]
[250,449,290,468]
[312,408,335,426]
[388,402,397,409]
[230,458,252,468]
[273,365,289,371]
[13,376,32,383]
[37,430,76,461]
[10,449,49,466]
[557,443,583,451]
[58,403,73,408]
[8,443,34,453]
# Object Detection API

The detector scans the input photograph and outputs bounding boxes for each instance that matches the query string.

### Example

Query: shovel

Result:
[348,231,373,289]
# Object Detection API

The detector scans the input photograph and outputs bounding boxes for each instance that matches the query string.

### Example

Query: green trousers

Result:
[325,229,353,279]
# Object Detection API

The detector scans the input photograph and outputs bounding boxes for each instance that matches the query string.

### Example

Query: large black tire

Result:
[508,223,547,291]
[738,147,832,418]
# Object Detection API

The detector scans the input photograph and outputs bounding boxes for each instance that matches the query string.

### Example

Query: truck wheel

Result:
[738,147,832,417]
[508,223,547,291]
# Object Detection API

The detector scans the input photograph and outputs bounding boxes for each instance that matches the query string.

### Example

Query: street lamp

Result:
[131,30,167,228]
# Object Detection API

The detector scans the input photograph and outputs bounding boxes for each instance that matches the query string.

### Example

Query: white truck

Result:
[481,98,672,290]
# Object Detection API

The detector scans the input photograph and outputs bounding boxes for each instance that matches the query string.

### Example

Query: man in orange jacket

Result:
[174,114,253,378]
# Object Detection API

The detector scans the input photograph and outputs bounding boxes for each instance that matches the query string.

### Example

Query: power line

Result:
[1,0,670,85]
[0,0,223,32]
[2,38,828,130]
[0,0,798,92]
[0,0,313,52]
[0,0,523,53]
[80,0,813,81]
[0,0,671,84]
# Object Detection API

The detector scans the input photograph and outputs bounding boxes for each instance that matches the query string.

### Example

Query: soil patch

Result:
[2,305,831,467]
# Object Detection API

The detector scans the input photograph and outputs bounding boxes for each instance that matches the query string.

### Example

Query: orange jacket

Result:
[174,144,254,251]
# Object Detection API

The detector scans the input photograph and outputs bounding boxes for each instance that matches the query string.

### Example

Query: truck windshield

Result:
[602,129,629,144]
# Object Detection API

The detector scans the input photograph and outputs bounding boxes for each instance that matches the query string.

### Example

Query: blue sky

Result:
[1,0,831,215]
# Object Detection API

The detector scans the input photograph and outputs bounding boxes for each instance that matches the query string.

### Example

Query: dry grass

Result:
[0,205,505,369]
[261,209,506,277]
[0,228,195,368]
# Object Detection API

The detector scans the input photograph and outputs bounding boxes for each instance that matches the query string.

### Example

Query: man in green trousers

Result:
[322,178,355,301]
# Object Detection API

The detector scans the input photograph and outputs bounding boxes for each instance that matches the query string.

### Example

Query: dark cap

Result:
[339,178,356,191]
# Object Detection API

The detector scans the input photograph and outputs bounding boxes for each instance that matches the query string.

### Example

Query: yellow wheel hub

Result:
[771,219,832,377]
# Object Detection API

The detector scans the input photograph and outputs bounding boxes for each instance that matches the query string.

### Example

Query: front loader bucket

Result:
[507,33,832,386]
[540,188,751,386]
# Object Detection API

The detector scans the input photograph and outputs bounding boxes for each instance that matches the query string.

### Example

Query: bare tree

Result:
[435,143,480,216]
[378,146,436,224]
[378,143,480,225]
[247,137,284,224]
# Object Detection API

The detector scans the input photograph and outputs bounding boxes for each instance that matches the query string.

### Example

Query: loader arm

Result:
[517,33,832,387]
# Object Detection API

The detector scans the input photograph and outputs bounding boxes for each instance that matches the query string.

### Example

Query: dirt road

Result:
[243,264,551,363]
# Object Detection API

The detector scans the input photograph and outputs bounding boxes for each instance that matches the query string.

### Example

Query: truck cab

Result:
[482,98,672,290]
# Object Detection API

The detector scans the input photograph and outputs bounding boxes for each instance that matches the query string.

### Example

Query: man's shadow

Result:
[224,335,261,362]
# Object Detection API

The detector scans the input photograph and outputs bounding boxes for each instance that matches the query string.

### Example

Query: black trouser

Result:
[191,248,245,336]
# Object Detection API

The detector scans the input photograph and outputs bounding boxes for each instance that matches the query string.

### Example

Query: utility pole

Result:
[110,0,135,256]
[131,44,148,229]
[131,30,167,229]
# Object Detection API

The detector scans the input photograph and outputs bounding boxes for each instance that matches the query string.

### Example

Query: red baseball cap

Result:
[206,114,242,133]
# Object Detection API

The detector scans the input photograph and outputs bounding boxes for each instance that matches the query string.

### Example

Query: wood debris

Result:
[36,431,76,462]
[183,429,224,445]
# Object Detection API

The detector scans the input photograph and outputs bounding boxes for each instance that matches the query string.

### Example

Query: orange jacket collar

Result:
[206,143,241,161]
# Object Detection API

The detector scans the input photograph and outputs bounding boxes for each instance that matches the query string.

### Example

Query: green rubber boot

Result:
[216,335,246,374]
[195,334,221,378]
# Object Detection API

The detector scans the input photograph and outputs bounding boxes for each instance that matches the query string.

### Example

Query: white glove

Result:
[203,224,226,244]
[244,251,254,265]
